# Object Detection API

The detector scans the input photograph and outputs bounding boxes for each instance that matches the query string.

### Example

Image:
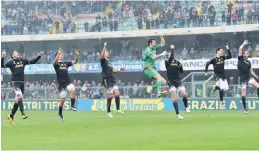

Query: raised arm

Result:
[100,42,108,59]
[205,59,214,76]
[1,52,11,68]
[225,43,232,59]
[53,47,62,64]
[155,35,166,50]
[238,40,248,57]
[160,34,165,47]
[72,48,79,64]
[26,51,44,65]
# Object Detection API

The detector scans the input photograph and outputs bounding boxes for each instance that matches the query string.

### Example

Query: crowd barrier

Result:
[2,24,258,42]
[2,98,259,111]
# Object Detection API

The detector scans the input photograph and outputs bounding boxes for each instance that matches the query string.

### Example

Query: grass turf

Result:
[1,110,259,150]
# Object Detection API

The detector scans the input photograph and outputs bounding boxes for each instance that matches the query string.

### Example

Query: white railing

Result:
[2,24,259,42]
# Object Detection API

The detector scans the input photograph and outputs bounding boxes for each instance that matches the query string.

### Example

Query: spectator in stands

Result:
[232,12,237,25]
[255,44,259,57]
[209,8,216,26]
[253,9,258,23]
[192,9,198,27]
[189,48,195,58]
[247,9,253,24]
[146,19,151,30]
[102,17,108,31]
[84,22,89,32]
[256,10,259,23]
[182,47,188,60]
[137,17,143,30]
[186,13,191,28]
[221,6,226,22]
[226,12,231,25]
[109,19,113,31]
[227,2,233,15]
[198,14,204,27]
[70,21,76,33]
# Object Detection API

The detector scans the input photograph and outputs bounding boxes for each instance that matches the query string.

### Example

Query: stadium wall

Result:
[2,98,259,111]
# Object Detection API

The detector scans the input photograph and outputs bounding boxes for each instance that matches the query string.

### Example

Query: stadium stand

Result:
[1,1,259,35]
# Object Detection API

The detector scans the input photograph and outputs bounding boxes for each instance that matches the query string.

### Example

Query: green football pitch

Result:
[1,110,259,150]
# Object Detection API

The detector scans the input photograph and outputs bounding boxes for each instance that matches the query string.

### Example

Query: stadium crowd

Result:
[1,1,259,35]
[1,79,151,100]
[2,78,258,100]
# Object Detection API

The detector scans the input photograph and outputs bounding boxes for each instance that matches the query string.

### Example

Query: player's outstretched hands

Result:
[39,51,44,56]
[243,40,249,45]
[75,48,79,56]
[159,34,163,38]
[2,51,6,57]
[58,47,62,54]
[204,72,208,76]
[226,43,229,50]
[104,42,107,47]
[161,51,168,56]
[170,45,175,50]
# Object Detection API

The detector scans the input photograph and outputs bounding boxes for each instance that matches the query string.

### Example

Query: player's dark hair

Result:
[10,50,17,59]
[148,39,155,46]
[242,50,248,55]
[216,48,222,53]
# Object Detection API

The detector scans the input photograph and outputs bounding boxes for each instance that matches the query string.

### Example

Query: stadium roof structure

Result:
[2,24,259,42]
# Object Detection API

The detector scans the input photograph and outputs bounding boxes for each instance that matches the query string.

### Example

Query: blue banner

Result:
[2,61,150,74]
[2,98,259,111]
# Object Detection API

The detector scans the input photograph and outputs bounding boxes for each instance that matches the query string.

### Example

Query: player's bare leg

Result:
[58,98,65,121]
[180,89,190,112]
[153,73,167,98]
[171,90,183,120]
[114,89,124,115]
[250,80,259,99]
[69,87,77,111]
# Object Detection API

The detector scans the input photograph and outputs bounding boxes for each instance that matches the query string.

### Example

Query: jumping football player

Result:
[1,50,43,125]
[237,40,259,114]
[205,44,232,105]
[53,47,79,121]
[100,42,124,118]
[143,35,168,98]
[165,45,190,120]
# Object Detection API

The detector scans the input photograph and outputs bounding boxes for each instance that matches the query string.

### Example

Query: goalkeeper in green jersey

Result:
[142,35,168,98]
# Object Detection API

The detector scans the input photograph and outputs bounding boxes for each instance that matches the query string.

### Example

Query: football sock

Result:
[115,96,120,110]
[183,97,188,108]
[71,98,75,108]
[242,96,246,110]
[173,101,179,115]
[10,103,19,118]
[107,98,112,113]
